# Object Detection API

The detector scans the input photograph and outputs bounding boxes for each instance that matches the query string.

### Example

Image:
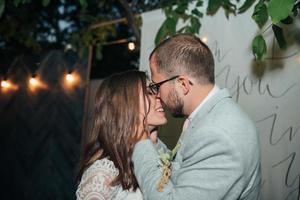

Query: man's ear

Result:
[177,76,190,95]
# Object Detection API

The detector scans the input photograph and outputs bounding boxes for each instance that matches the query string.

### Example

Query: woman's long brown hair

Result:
[77,70,149,191]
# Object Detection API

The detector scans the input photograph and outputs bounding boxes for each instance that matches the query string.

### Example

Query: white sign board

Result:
[140,7,300,200]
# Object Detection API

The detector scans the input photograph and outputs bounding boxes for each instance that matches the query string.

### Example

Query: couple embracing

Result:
[76,34,261,200]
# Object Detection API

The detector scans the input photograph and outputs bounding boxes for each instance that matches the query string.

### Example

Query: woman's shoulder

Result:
[82,158,119,181]
[77,158,143,200]
[76,158,120,200]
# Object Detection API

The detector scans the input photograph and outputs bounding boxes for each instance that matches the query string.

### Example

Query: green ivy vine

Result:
[156,0,300,60]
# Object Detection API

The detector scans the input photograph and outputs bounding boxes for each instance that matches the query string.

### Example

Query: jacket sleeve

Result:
[132,129,245,200]
[155,139,170,152]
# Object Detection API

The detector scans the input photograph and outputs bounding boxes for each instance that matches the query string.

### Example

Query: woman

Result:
[76,70,167,200]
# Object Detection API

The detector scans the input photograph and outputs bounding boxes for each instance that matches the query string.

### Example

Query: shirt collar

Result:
[188,85,219,122]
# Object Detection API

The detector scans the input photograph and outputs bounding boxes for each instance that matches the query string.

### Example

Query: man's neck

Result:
[184,84,214,116]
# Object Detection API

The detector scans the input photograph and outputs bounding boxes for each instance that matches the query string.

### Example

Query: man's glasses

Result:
[148,75,180,95]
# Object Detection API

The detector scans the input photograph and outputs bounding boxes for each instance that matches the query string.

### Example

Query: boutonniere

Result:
[157,142,181,192]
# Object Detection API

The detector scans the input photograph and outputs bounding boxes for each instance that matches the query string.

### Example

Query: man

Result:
[132,34,261,200]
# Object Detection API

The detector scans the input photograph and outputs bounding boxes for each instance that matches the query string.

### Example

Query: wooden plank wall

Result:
[0,50,86,200]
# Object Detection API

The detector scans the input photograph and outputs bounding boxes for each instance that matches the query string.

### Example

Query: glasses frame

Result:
[148,75,180,95]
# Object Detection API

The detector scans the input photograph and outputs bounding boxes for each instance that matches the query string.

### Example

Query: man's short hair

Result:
[149,34,215,84]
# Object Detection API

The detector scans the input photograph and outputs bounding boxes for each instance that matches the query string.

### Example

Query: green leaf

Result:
[23,36,41,51]
[192,8,203,18]
[159,153,171,166]
[292,2,299,17]
[196,0,203,7]
[175,2,187,14]
[252,35,267,60]
[267,0,294,24]
[190,17,201,34]
[82,31,93,46]
[79,0,87,8]
[13,0,22,7]
[238,0,256,14]
[184,26,193,34]
[171,143,181,160]
[252,0,268,28]
[207,0,223,15]
[272,24,287,49]
[155,23,168,45]
[165,17,177,32]
[0,0,5,18]
[223,0,237,18]
[177,13,189,22]
[42,0,50,7]
[155,17,177,45]
[281,15,293,24]
[164,6,173,17]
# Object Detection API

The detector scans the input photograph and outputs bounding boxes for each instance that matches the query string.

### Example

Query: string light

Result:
[1,70,82,94]
[66,73,75,83]
[128,42,135,51]
[1,80,11,89]
[201,36,208,43]
[28,75,47,92]
[29,77,39,86]
[1,79,18,92]
[63,71,81,90]
[64,44,73,52]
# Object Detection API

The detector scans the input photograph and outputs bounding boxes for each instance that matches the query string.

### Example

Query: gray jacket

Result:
[132,88,261,200]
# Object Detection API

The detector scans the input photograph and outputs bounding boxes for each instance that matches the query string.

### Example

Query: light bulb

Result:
[1,80,10,88]
[128,42,135,51]
[201,36,208,43]
[66,73,74,82]
[29,77,39,86]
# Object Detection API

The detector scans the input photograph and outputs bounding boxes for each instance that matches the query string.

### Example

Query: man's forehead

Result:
[149,66,158,80]
[149,54,165,81]
[149,60,160,74]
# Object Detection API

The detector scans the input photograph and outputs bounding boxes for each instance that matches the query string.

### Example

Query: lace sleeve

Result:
[76,159,120,200]
[76,172,113,200]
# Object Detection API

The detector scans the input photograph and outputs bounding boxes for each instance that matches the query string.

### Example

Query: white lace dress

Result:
[76,158,143,200]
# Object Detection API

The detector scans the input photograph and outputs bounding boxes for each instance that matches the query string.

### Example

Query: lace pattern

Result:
[76,158,143,200]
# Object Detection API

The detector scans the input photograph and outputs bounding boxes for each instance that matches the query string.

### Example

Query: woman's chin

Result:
[148,118,167,127]
[156,110,166,117]
[147,111,168,126]
[161,118,168,125]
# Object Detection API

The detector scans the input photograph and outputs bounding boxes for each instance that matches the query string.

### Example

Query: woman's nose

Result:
[156,95,161,103]
[155,91,161,98]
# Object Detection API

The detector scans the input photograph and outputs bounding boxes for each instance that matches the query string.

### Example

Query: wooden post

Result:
[82,45,93,136]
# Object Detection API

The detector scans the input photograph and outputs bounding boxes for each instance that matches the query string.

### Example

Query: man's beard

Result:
[165,88,185,118]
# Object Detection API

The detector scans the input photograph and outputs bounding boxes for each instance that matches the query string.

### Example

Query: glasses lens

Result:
[149,83,158,94]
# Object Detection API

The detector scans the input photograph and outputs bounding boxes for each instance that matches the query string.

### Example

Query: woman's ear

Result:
[177,76,190,95]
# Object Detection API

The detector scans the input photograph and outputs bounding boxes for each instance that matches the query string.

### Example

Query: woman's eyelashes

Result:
[147,87,155,95]
[147,86,155,95]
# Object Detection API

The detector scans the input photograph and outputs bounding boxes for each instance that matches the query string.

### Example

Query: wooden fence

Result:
[0,50,87,200]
